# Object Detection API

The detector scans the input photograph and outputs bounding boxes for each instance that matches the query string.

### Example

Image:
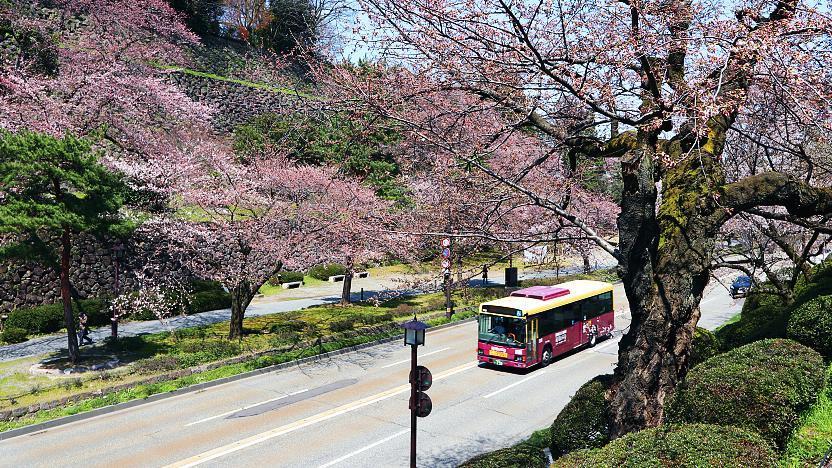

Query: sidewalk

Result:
[0,259,615,362]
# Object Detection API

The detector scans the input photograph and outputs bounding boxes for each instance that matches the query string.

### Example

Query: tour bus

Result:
[477,281,614,368]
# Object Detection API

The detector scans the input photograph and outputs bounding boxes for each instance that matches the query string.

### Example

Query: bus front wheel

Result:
[588,334,597,348]
[540,347,553,367]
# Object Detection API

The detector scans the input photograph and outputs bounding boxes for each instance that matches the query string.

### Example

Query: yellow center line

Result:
[164,361,478,468]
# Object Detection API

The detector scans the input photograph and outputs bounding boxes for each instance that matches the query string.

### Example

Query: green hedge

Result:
[689,327,720,367]
[5,303,63,334]
[190,280,225,293]
[188,290,232,314]
[267,271,305,285]
[1,327,28,344]
[308,263,346,281]
[459,444,547,468]
[665,339,826,450]
[714,304,788,351]
[550,374,612,457]
[787,295,832,357]
[792,261,832,307]
[553,424,777,467]
[5,299,109,334]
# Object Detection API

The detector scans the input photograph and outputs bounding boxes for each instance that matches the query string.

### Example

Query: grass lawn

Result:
[781,364,832,466]
[715,311,742,332]
[258,275,328,296]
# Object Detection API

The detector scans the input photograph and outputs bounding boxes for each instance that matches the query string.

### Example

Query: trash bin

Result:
[505,267,518,287]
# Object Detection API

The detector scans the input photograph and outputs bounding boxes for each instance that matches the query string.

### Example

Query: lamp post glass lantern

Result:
[403,318,427,346]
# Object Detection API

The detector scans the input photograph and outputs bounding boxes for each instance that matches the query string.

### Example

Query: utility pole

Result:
[441,237,453,319]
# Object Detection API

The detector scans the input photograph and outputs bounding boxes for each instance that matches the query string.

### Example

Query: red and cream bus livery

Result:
[477,280,614,368]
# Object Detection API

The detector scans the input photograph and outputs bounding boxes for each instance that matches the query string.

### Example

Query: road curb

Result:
[0,316,477,441]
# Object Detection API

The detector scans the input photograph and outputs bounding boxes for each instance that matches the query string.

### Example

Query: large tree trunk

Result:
[608,125,727,437]
[61,227,80,363]
[340,256,354,305]
[228,280,256,340]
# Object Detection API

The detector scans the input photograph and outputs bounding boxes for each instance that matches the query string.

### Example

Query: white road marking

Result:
[184,388,310,426]
[317,429,409,468]
[165,361,478,468]
[379,347,450,368]
[483,372,548,399]
[483,353,603,399]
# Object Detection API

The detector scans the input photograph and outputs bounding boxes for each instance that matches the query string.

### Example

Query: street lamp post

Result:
[402,317,430,468]
[112,244,125,338]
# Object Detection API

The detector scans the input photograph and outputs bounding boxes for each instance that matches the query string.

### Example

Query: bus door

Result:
[528,318,538,363]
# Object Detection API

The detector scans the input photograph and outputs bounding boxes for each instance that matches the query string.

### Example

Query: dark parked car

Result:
[730,275,753,298]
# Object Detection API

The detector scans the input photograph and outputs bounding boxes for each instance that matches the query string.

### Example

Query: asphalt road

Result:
[0,283,743,467]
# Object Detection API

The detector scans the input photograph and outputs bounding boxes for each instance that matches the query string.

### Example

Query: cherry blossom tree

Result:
[0,0,212,195]
[151,138,381,339]
[329,0,832,435]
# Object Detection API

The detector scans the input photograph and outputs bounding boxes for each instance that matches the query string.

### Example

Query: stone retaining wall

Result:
[167,70,305,133]
[0,233,190,311]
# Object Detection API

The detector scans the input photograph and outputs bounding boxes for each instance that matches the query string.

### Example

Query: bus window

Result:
[538,310,556,336]
[479,314,527,347]
[599,292,612,314]
[581,292,613,319]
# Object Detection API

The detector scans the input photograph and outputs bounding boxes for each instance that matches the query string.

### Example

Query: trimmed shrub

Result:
[309,263,346,281]
[665,339,826,450]
[188,290,232,314]
[459,444,547,468]
[550,374,612,456]
[787,295,832,357]
[133,355,181,373]
[190,279,224,293]
[793,279,832,310]
[689,327,720,367]
[5,303,63,334]
[714,304,788,351]
[5,299,109,334]
[329,318,356,332]
[553,424,776,467]
[278,271,305,284]
[357,312,393,325]
[1,327,28,344]
[742,286,785,313]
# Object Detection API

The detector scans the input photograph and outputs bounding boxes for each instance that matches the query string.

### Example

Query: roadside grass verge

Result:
[781,363,832,466]
[715,311,742,331]
[522,426,552,450]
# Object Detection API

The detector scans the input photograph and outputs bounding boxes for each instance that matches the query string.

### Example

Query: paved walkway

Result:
[0,259,615,362]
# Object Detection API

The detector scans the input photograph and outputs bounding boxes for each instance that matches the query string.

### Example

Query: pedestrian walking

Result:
[482,264,489,284]
[78,311,93,345]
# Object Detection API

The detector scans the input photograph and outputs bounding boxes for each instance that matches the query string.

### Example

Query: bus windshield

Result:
[478,314,526,347]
